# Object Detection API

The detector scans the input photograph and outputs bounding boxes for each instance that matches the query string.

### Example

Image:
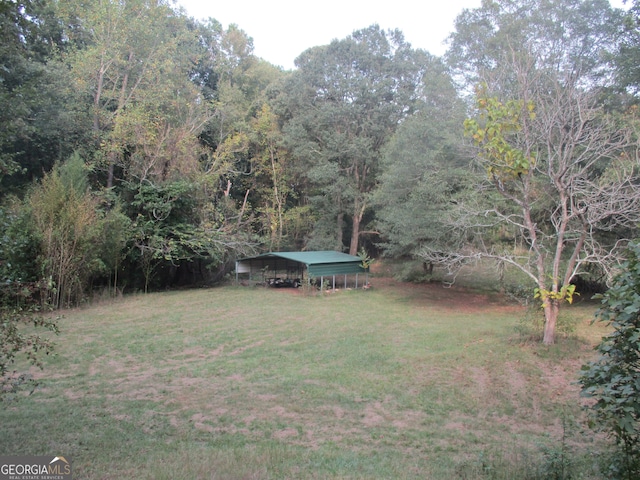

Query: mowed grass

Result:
[0,277,612,479]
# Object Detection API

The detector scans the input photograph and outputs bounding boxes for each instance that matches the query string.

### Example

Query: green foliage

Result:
[28,154,106,307]
[357,247,374,270]
[579,242,640,478]
[0,200,40,284]
[534,284,578,308]
[464,85,536,182]
[0,281,59,400]
[122,178,257,291]
[374,68,471,261]
[447,0,621,90]
[613,1,640,96]
[124,180,202,291]
[447,0,640,345]
[0,0,87,194]
[282,25,430,254]
[59,151,90,195]
[1,0,637,301]
[248,103,294,250]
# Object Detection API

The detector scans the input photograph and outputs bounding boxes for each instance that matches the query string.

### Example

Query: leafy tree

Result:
[121,178,257,291]
[248,103,293,250]
[60,0,210,187]
[190,20,292,251]
[194,19,282,171]
[579,242,640,478]
[0,199,40,284]
[613,0,640,97]
[461,81,640,345]
[0,189,59,401]
[28,153,107,307]
[446,0,623,92]
[0,0,86,194]
[281,25,430,254]
[0,0,281,296]
[124,179,203,291]
[374,60,471,264]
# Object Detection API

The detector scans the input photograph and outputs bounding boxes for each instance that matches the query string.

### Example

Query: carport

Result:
[235,251,369,289]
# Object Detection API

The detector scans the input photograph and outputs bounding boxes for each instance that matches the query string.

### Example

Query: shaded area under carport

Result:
[235,251,369,289]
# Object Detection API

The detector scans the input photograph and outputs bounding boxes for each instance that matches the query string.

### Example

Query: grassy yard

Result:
[0,275,612,479]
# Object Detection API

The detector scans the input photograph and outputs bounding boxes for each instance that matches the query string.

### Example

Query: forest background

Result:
[2,0,640,345]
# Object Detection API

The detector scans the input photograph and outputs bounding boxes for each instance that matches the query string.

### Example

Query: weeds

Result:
[456,416,602,479]
[514,303,582,343]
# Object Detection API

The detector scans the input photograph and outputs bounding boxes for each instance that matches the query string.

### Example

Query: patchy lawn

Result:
[0,273,611,479]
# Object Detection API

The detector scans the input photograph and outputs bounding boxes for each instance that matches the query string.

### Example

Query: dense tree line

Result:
[1,0,640,339]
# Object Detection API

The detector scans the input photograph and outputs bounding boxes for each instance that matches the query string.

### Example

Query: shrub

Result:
[579,242,640,478]
[0,281,58,400]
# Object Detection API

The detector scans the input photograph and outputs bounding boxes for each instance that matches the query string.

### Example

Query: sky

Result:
[175,0,628,70]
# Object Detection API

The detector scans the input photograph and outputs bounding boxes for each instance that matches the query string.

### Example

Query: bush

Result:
[0,281,59,400]
[579,242,640,479]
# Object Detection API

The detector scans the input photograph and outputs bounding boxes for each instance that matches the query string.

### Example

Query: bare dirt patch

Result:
[272,270,521,316]
[371,274,520,313]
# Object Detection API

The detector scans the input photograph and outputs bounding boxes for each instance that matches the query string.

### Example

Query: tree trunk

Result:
[349,213,360,256]
[107,159,115,189]
[349,202,366,256]
[542,300,559,345]
[269,145,284,250]
[336,213,344,251]
[106,51,133,189]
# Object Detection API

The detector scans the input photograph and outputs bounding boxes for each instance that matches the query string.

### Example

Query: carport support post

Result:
[235,261,238,285]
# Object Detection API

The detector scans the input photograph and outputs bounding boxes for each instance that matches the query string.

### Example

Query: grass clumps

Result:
[0,275,616,479]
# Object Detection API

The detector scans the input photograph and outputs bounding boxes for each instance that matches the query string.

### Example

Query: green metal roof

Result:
[237,251,368,276]
[246,251,362,265]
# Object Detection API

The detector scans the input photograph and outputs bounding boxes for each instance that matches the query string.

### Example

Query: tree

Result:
[124,179,201,292]
[248,103,292,250]
[120,177,258,291]
[194,19,282,177]
[0,0,86,194]
[281,25,429,254]
[441,0,640,344]
[462,80,640,345]
[28,153,107,308]
[191,20,293,250]
[0,0,278,295]
[446,0,623,92]
[1,177,59,400]
[61,0,210,187]
[579,242,640,478]
[612,0,640,97]
[374,60,471,265]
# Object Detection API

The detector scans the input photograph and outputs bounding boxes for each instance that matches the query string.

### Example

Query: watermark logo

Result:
[0,456,71,480]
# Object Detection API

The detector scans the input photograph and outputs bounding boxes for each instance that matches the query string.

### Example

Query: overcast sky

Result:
[175,0,627,70]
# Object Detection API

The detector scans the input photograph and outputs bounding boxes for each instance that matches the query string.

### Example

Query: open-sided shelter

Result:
[235,251,369,289]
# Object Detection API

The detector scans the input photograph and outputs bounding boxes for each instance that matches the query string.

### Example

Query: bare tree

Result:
[440,0,638,344]
[448,57,640,344]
